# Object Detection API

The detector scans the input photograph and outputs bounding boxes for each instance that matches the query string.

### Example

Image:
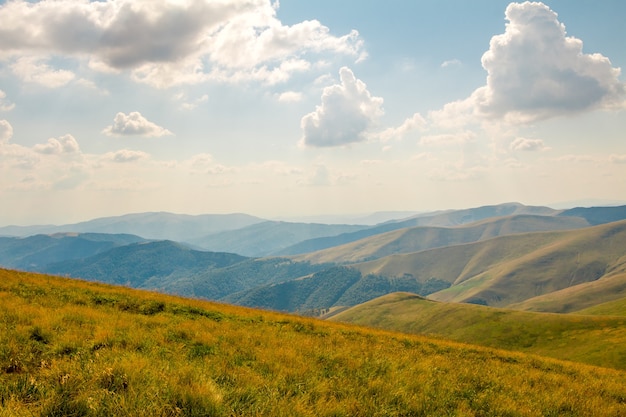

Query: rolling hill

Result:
[2,268,626,416]
[329,292,626,370]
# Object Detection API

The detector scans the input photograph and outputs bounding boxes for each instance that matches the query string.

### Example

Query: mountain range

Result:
[1,202,626,317]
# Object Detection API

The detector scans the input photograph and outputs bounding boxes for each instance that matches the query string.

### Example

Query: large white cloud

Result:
[0,0,363,88]
[301,67,383,147]
[472,1,625,123]
[102,112,172,137]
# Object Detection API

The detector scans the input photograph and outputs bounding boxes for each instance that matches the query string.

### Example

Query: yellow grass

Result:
[2,268,626,416]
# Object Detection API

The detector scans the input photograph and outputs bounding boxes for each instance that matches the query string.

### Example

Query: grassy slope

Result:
[351,220,626,309]
[330,292,626,370]
[2,269,626,416]
[294,214,587,265]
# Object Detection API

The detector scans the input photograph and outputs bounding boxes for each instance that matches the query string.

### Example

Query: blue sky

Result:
[0,0,625,225]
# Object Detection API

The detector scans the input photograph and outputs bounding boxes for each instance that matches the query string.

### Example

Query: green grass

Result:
[330,292,626,370]
[2,269,626,416]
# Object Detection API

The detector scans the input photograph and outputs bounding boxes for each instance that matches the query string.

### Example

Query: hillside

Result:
[293,214,589,264]
[559,204,626,225]
[2,269,626,416]
[352,220,626,309]
[330,292,626,370]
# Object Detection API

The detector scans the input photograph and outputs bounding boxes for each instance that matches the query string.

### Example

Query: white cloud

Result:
[300,67,383,147]
[33,134,80,155]
[0,120,13,143]
[102,112,172,137]
[0,91,15,111]
[510,137,548,152]
[0,0,363,88]
[11,56,75,88]
[277,91,303,103]
[471,2,625,123]
[104,149,150,163]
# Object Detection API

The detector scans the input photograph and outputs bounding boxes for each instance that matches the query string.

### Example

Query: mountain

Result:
[558,204,626,225]
[43,240,248,289]
[0,233,146,270]
[188,221,369,257]
[292,214,589,264]
[4,269,625,416]
[0,212,265,241]
[351,220,626,310]
[329,292,626,370]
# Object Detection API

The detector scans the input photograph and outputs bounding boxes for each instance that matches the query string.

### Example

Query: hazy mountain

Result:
[292,214,589,264]
[558,205,626,225]
[0,212,265,241]
[273,211,421,225]
[0,233,146,270]
[189,221,369,257]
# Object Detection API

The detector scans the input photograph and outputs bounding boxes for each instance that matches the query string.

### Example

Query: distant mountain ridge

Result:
[0,212,266,241]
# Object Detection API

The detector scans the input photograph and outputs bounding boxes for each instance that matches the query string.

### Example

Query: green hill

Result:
[329,292,626,370]
[2,269,626,416]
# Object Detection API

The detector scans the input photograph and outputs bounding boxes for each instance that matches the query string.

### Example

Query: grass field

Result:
[2,268,626,416]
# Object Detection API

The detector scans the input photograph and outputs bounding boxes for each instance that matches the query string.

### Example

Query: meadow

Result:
[2,268,626,416]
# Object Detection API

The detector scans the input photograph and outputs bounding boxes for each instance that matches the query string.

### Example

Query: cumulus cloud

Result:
[0,120,13,143]
[471,1,625,123]
[0,0,363,87]
[102,112,172,137]
[33,134,80,155]
[0,91,15,111]
[510,137,548,152]
[104,149,149,163]
[301,67,383,147]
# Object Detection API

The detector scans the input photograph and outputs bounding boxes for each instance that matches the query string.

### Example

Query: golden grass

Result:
[2,269,626,416]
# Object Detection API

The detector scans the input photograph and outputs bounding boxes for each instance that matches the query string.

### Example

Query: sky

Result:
[0,0,625,225]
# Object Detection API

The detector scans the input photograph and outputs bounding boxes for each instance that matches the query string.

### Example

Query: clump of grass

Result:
[2,268,626,416]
